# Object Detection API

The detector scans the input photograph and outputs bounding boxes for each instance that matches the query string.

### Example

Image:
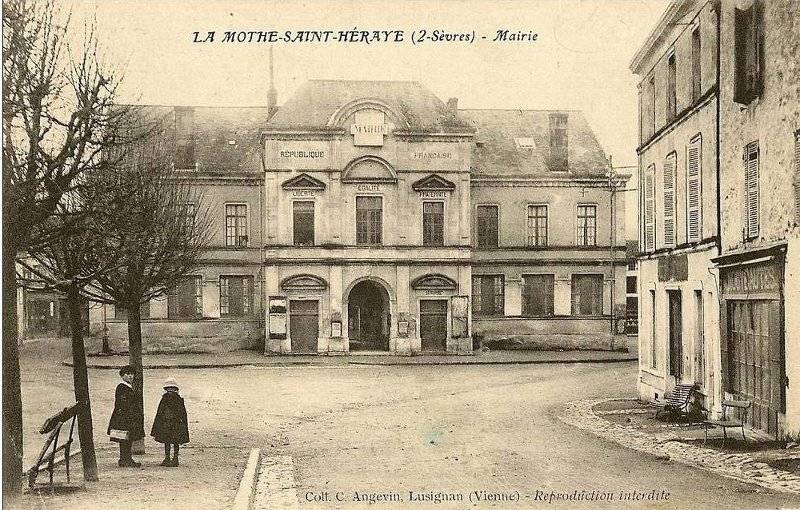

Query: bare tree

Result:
[2,0,130,496]
[88,129,211,441]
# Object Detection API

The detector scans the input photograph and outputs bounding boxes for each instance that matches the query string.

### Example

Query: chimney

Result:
[267,46,278,119]
[447,97,458,115]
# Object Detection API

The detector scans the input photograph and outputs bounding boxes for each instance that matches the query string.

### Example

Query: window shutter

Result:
[687,137,702,242]
[745,142,759,238]
[663,155,676,246]
[644,166,655,251]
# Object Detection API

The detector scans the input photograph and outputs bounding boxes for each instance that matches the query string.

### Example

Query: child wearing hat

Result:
[108,365,145,467]
[150,377,189,467]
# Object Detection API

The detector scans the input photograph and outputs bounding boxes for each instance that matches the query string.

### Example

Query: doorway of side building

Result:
[420,299,448,352]
[668,290,683,381]
[348,280,390,351]
[289,300,319,354]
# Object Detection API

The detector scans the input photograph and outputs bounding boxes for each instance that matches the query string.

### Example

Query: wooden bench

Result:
[654,383,699,421]
[28,403,80,490]
[704,399,751,443]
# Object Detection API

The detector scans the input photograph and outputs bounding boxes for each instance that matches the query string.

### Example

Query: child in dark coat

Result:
[108,365,145,467]
[150,377,189,467]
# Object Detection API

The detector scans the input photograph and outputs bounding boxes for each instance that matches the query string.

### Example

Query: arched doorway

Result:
[348,280,390,351]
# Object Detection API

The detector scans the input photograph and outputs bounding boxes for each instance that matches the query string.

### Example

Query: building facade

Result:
[714,0,799,439]
[631,0,722,415]
[89,80,627,355]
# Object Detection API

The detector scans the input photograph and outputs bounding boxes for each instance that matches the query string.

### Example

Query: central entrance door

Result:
[348,280,390,351]
[290,300,319,354]
[668,291,683,381]
[420,299,448,351]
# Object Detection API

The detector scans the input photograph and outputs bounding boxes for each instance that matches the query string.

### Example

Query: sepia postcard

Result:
[2,0,799,509]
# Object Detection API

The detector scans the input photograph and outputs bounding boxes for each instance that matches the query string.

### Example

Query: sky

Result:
[65,0,670,233]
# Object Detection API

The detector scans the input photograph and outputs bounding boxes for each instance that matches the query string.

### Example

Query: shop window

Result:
[548,113,568,172]
[422,201,444,247]
[526,205,548,247]
[476,205,499,247]
[522,274,554,317]
[734,1,764,105]
[293,201,315,246]
[168,276,202,318]
[571,274,603,316]
[472,275,504,317]
[576,205,597,246]
[220,276,253,317]
[225,204,248,247]
[356,196,382,245]
[744,141,760,239]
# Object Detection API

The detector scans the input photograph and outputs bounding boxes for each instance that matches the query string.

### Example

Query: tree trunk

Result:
[67,284,99,481]
[2,240,23,499]
[126,304,145,454]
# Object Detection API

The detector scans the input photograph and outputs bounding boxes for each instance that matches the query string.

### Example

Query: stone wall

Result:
[101,319,263,353]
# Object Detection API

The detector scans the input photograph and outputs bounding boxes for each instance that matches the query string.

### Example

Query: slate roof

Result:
[127,105,271,173]
[459,109,609,178]
[266,80,473,133]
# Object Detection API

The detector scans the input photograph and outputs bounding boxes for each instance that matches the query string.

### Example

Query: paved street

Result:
[16,339,800,510]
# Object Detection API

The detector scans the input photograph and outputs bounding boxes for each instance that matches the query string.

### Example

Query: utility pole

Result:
[608,155,616,350]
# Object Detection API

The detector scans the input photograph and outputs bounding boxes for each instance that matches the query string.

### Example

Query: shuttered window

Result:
[422,201,444,247]
[734,2,764,105]
[356,196,382,245]
[686,135,703,242]
[472,275,504,317]
[744,141,759,239]
[663,154,677,247]
[476,205,499,247]
[692,28,702,103]
[168,276,202,318]
[220,276,253,317]
[644,164,656,252]
[571,274,603,316]
[794,130,800,225]
[293,201,315,246]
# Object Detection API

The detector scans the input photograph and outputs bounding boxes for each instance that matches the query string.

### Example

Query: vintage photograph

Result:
[2,0,799,508]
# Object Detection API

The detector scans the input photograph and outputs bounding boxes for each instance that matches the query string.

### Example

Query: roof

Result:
[126,105,271,173]
[459,109,609,177]
[266,80,473,132]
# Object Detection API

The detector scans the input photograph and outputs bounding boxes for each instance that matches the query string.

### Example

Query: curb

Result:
[64,355,637,370]
[231,448,262,510]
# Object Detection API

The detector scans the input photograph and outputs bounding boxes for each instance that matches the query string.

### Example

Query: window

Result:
[734,2,764,104]
[649,76,656,134]
[571,274,603,316]
[422,201,444,247]
[663,153,677,247]
[744,141,760,238]
[220,276,253,317]
[356,196,382,245]
[168,276,202,318]
[626,275,637,295]
[691,27,702,103]
[576,205,597,246]
[667,53,677,122]
[548,113,568,172]
[179,202,196,231]
[476,205,499,247]
[650,290,657,369]
[527,205,548,247]
[225,204,248,247]
[293,201,315,246]
[472,275,504,317]
[686,135,703,242]
[522,274,554,317]
[695,290,705,386]
[644,164,656,251]
[115,301,150,320]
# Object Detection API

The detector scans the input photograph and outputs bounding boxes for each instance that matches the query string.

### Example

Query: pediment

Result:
[411,174,456,191]
[342,156,397,183]
[281,173,326,190]
[411,274,458,291]
[280,274,328,291]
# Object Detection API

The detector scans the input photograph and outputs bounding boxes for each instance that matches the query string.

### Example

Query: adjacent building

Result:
[631,0,721,415]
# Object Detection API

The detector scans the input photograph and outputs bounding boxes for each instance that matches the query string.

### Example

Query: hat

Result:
[163,377,179,390]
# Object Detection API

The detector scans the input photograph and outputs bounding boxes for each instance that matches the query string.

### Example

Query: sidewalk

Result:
[65,348,637,369]
[560,398,800,495]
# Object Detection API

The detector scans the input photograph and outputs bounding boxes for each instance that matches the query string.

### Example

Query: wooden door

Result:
[420,300,448,351]
[668,291,683,380]
[290,300,319,354]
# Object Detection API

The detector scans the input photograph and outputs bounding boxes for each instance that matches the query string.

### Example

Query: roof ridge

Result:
[117,104,273,109]
[308,79,420,84]
[459,108,583,112]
